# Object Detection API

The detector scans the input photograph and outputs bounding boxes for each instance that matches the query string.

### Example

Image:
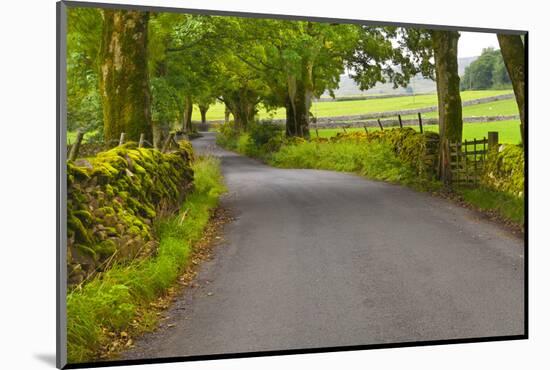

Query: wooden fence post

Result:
[68,130,84,161]
[398,114,403,129]
[138,133,145,148]
[488,131,499,151]
[118,132,126,146]
[418,113,423,133]
[377,119,384,131]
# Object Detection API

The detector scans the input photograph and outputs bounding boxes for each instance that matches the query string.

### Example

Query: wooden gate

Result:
[450,137,488,186]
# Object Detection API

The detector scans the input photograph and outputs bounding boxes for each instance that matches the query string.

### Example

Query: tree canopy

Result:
[66,6,525,170]
[461,47,511,90]
[67,8,436,140]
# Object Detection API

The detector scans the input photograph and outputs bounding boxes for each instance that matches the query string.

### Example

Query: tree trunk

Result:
[497,34,525,145]
[199,105,208,124]
[224,105,231,124]
[99,10,152,143]
[224,90,256,131]
[182,95,193,133]
[285,60,313,138]
[432,30,463,185]
[152,122,163,149]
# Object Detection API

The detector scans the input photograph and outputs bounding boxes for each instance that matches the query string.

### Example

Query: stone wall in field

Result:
[67,141,194,286]
[205,93,515,126]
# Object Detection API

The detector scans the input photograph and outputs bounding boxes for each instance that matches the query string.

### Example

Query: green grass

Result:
[195,90,512,121]
[401,98,518,120]
[459,187,524,224]
[269,140,438,190]
[314,120,522,145]
[444,98,518,117]
[66,156,226,363]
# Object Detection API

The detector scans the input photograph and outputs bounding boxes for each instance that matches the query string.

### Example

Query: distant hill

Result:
[324,56,479,98]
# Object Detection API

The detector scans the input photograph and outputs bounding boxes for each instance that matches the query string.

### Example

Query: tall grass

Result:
[269,141,437,190]
[66,156,226,363]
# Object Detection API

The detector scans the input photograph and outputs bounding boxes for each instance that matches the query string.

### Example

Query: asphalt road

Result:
[124,132,524,360]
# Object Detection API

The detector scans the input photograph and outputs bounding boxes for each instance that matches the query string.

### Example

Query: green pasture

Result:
[401,98,518,120]
[195,90,513,121]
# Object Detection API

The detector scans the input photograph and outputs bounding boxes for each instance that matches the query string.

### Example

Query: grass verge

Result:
[269,140,439,191]
[458,187,524,225]
[66,156,226,363]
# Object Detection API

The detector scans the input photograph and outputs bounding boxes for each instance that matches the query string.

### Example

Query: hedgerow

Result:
[481,144,524,197]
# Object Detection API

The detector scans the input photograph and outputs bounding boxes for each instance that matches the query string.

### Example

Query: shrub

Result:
[481,144,524,197]
[247,121,284,148]
[321,128,439,179]
[270,140,436,189]
[216,121,241,150]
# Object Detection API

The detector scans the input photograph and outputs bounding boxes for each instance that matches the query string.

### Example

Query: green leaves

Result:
[150,77,181,124]
[461,47,511,90]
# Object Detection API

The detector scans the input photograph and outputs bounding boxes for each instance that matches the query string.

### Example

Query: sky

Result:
[458,31,499,58]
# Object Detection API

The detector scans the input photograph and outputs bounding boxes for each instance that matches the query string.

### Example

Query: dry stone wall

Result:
[67,141,194,286]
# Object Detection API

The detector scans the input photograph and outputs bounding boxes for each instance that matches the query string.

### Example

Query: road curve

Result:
[124,132,524,360]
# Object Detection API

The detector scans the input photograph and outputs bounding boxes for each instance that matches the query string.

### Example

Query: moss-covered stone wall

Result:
[481,144,524,197]
[67,141,194,286]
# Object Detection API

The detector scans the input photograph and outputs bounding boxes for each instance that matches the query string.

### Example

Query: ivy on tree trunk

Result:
[99,10,152,143]
[285,60,314,138]
[497,34,525,145]
[432,30,463,185]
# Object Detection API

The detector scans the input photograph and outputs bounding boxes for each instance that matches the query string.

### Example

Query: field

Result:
[194,90,513,121]
[314,120,522,144]
[68,90,518,145]
[401,98,518,120]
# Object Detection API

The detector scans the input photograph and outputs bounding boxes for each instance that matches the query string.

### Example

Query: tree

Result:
[389,28,463,184]
[226,19,362,137]
[497,34,525,145]
[431,30,463,184]
[99,9,152,142]
[66,7,103,139]
[155,14,225,133]
[461,47,511,90]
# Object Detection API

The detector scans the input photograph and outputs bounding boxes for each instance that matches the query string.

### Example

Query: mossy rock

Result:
[68,214,92,245]
[73,210,94,224]
[94,239,117,258]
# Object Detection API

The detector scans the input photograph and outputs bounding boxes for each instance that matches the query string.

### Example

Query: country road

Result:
[123,132,524,360]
